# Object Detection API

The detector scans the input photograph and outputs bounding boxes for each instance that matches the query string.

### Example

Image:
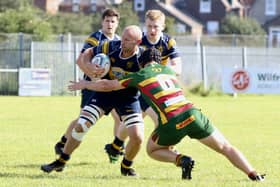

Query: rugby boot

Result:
[104,143,124,163]
[248,172,265,181]
[41,159,65,173]
[180,156,195,180]
[121,166,137,177]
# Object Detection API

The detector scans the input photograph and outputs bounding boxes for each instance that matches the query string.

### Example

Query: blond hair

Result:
[145,9,165,23]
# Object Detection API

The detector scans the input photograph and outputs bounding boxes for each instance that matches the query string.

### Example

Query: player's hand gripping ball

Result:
[91,53,111,78]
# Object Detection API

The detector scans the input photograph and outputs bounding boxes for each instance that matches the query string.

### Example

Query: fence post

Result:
[19,32,23,67]
[200,45,208,91]
[233,47,247,98]
[74,43,80,96]
[265,35,269,48]
[242,47,247,69]
[30,41,34,68]
[232,34,237,46]
[68,32,72,63]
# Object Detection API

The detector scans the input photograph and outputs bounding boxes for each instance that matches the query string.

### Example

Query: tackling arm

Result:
[68,79,124,92]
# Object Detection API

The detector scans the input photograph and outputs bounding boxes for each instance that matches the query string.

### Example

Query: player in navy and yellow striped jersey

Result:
[52,8,120,157]
[79,8,120,106]
[141,10,181,74]
[42,25,145,177]
[68,48,265,181]
[137,9,182,116]
[140,27,180,66]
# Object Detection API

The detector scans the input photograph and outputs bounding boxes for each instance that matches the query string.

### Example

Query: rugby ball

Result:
[91,53,111,78]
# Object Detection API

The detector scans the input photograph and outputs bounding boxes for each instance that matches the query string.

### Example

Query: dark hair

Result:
[102,8,120,20]
[140,48,161,67]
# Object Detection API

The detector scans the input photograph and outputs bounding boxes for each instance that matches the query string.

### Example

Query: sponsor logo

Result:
[176,115,195,129]
[231,69,250,91]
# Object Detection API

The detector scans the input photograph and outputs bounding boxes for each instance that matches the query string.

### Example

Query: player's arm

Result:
[166,37,182,76]
[77,48,104,78]
[76,47,94,77]
[68,79,124,92]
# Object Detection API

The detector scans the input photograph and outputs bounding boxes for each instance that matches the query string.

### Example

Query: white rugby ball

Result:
[91,53,111,78]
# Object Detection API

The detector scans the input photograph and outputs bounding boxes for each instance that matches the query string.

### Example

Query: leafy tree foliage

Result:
[0,0,176,41]
[44,1,140,36]
[220,15,265,35]
[0,4,53,40]
[113,1,140,34]
[164,16,176,35]
[0,0,33,12]
[0,0,21,12]
[48,13,99,35]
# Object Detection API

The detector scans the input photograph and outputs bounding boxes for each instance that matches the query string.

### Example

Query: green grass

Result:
[0,95,279,187]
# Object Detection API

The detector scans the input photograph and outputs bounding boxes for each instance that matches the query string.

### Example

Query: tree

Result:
[48,13,98,35]
[114,1,140,34]
[220,15,265,35]
[164,16,176,35]
[46,1,140,36]
[0,0,32,12]
[0,3,53,40]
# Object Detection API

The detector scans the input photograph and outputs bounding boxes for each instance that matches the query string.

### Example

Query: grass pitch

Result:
[0,95,279,187]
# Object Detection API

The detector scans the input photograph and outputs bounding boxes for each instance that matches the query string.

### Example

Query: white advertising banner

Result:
[222,67,280,94]
[19,68,51,96]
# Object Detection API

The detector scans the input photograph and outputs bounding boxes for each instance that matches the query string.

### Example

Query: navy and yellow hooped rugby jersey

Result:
[92,40,144,97]
[92,40,144,80]
[81,30,120,81]
[140,33,180,65]
[81,30,120,53]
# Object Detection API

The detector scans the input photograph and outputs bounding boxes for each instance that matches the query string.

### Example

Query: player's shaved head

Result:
[122,25,142,42]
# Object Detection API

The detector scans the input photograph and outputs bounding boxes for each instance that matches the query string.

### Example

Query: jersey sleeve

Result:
[92,40,121,55]
[118,73,138,88]
[81,32,101,53]
[167,38,180,60]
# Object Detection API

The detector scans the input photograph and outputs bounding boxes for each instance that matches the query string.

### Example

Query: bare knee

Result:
[129,133,143,145]
[122,113,144,145]
[72,111,94,141]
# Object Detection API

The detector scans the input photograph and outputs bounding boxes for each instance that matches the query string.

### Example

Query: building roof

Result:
[157,1,203,35]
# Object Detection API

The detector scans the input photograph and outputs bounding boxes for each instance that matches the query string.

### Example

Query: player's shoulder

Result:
[87,30,102,39]
[161,33,175,42]
[161,33,177,48]
[108,40,121,48]
[83,31,103,47]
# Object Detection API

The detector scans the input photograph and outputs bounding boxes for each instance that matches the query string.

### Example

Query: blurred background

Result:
[0,0,279,95]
